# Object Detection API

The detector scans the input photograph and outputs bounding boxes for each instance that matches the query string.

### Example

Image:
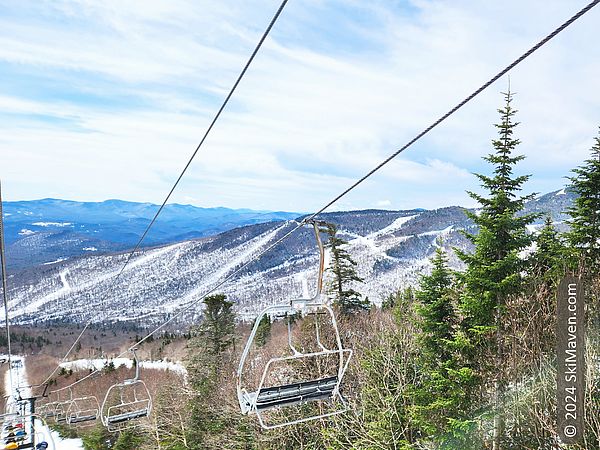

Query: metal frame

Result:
[237,221,353,429]
[100,350,152,432]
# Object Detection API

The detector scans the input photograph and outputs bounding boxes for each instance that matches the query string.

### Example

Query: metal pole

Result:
[0,180,14,396]
[29,397,36,449]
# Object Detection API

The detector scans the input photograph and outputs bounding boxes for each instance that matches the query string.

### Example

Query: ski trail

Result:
[162,223,288,312]
[59,270,71,291]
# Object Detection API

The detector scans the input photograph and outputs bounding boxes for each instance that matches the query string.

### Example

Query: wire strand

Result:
[48,0,599,395]
[36,0,290,390]
[0,180,15,395]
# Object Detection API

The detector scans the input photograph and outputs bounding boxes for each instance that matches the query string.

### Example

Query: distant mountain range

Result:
[2,188,575,326]
[2,198,300,270]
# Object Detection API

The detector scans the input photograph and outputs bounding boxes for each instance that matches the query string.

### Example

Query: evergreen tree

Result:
[199,293,235,355]
[455,90,538,449]
[411,247,477,442]
[254,314,271,347]
[80,425,117,449]
[530,215,565,284]
[457,91,537,332]
[416,247,455,361]
[325,223,369,314]
[185,293,245,448]
[112,429,146,450]
[566,130,600,279]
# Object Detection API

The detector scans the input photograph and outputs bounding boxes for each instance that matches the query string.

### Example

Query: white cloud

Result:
[0,0,598,212]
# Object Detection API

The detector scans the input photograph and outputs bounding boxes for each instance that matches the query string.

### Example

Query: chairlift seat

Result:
[256,375,338,411]
[106,408,149,425]
[68,413,97,424]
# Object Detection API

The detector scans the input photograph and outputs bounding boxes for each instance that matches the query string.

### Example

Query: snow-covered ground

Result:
[59,357,187,378]
[2,355,84,450]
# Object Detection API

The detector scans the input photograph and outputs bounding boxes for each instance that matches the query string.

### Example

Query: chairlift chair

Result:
[39,392,70,425]
[237,221,353,429]
[100,350,152,432]
[66,394,100,426]
[52,399,71,425]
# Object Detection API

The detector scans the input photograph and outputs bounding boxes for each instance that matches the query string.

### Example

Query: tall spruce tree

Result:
[199,293,236,355]
[455,90,538,449]
[325,223,369,314]
[566,130,600,338]
[566,130,600,279]
[411,247,476,440]
[416,247,455,361]
[457,91,537,332]
[186,293,252,448]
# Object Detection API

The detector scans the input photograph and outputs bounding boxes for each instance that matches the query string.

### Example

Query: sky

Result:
[0,0,599,213]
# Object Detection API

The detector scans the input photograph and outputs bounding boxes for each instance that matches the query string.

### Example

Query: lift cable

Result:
[36,0,290,389]
[0,180,15,394]
[49,0,600,395]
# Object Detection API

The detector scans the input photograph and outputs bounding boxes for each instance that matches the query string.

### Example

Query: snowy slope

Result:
[2,189,573,325]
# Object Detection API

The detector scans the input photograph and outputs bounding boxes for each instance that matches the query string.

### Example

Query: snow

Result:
[59,358,187,377]
[555,188,566,196]
[3,355,84,449]
[42,258,68,266]
[418,225,454,237]
[18,229,35,236]
[82,247,97,251]
[10,270,73,318]
[59,270,71,291]
[32,222,72,227]
[160,224,288,313]
[367,214,419,239]
[345,216,420,262]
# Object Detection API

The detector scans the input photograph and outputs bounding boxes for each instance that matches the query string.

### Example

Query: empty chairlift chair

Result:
[101,350,152,432]
[237,221,353,429]
[67,390,100,426]
[37,391,69,424]
[53,397,72,425]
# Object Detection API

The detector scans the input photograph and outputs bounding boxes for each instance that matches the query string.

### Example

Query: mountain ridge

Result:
[2,198,301,269]
[2,188,575,326]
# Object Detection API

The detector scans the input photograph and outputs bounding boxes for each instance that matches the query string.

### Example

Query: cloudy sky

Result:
[0,0,598,212]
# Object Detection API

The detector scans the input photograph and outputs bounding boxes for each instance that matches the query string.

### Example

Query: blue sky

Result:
[0,0,598,212]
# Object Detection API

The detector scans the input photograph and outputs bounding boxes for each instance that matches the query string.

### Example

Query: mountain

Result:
[2,189,575,326]
[2,198,300,269]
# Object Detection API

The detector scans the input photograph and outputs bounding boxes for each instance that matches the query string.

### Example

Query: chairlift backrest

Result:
[237,221,353,429]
